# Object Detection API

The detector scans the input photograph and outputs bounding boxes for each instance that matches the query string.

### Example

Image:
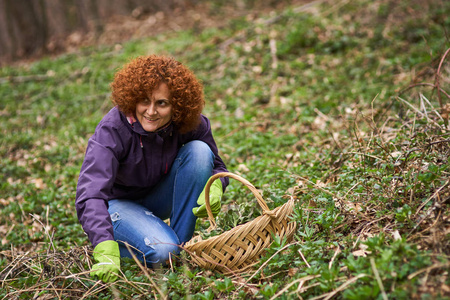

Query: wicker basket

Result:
[185,172,297,274]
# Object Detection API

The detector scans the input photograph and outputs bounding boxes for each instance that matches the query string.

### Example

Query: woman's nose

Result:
[147,103,157,115]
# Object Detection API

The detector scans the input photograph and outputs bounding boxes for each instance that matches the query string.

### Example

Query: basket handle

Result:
[204,172,272,231]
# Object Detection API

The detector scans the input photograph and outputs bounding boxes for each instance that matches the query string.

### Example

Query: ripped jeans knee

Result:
[107,200,180,267]
[110,211,121,222]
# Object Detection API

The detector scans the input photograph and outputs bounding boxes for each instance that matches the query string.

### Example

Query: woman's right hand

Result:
[90,240,121,283]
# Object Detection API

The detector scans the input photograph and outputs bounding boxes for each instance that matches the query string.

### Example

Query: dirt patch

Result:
[13,0,312,66]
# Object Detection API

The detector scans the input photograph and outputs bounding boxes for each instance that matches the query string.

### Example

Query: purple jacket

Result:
[75,107,229,247]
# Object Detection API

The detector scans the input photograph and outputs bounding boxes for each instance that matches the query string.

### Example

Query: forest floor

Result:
[0,0,449,299]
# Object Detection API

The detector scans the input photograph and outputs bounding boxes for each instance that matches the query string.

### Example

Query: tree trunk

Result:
[0,0,14,62]
[0,0,196,65]
[4,0,47,58]
[87,0,103,38]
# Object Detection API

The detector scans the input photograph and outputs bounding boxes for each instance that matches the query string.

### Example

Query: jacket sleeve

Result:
[75,121,126,247]
[190,115,229,191]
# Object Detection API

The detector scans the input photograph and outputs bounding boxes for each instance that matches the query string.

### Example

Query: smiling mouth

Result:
[144,116,159,122]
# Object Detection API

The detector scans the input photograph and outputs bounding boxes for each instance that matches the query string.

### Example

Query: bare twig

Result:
[399,83,450,99]
[414,180,449,218]
[328,245,341,270]
[270,274,321,300]
[435,47,450,110]
[396,96,442,128]
[311,273,368,300]
[269,39,278,70]
[370,258,388,300]
[298,248,311,268]
[420,94,446,122]
[407,262,450,280]
[428,139,450,146]
[126,243,166,298]
[0,74,52,84]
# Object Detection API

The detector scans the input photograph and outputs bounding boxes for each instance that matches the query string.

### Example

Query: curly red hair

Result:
[111,55,204,133]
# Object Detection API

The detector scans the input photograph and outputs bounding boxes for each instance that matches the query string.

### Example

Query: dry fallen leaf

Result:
[0,198,11,206]
[392,230,401,241]
[32,178,46,189]
[352,249,370,257]
[237,163,250,172]
[288,267,299,277]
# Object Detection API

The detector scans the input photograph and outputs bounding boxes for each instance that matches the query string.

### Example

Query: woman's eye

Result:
[158,100,169,106]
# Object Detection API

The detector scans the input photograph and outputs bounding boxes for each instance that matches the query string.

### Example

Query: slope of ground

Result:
[0,0,449,298]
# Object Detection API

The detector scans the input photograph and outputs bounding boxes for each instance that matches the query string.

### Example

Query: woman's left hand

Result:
[193,178,222,218]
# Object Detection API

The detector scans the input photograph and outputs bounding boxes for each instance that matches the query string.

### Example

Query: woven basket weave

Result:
[185,172,297,274]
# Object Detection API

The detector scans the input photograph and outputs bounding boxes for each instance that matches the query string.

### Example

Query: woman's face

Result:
[136,82,173,132]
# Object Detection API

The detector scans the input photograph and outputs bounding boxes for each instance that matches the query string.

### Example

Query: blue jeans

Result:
[107,141,214,267]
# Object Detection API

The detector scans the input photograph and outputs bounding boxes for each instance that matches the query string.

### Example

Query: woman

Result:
[75,55,229,283]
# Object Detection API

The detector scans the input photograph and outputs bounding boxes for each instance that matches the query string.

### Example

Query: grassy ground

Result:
[0,0,449,298]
